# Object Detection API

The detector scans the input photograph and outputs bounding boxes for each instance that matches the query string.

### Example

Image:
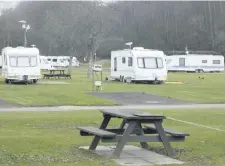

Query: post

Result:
[92,68,94,92]
[24,29,27,47]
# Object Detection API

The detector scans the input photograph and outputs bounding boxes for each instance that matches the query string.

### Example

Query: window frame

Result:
[213,60,220,64]
[30,56,37,67]
[128,57,133,67]
[137,57,164,69]
[9,56,17,67]
[122,57,126,64]
[202,60,207,63]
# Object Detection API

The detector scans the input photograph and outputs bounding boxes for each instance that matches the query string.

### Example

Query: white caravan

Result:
[47,56,79,67]
[0,54,2,68]
[111,47,167,83]
[46,56,68,67]
[40,56,54,70]
[2,46,41,84]
[166,54,225,73]
[61,56,80,67]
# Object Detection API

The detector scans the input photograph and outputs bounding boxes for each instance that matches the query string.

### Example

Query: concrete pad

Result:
[126,150,184,165]
[112,157,152,166]
[79,145,184,166]
[39,81,70,85]
[89,92,193,105]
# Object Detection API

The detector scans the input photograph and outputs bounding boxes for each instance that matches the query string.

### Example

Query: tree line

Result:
[0,1,225,61]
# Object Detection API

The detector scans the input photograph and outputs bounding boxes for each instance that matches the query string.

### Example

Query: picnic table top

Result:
[99,109,165,120]
[49,69,66,71]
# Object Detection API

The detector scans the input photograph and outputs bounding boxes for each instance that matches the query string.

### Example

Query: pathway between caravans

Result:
[0,104,225,112]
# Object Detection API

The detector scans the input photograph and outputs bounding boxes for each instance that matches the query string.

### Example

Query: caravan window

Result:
[137,58,144,68]
[145,58,157,68]
[166,59,172,65]
[9,56,17,67]
[122,57,126,64]
[18,57,30,67]
[114,57,117,71]
[128,57,133,66]
[213,60,220,64]
[157,58,163,68]
[53,59,57,62]
[30,56,37,67]
[4,54,7,65]
[137,57,164,69]
[202,60,207,63]
[47,59,51,61]
[43,59,49,64]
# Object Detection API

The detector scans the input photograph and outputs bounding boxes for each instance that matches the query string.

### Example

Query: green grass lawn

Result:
[103,72,225,103]
[0,65,224,106]
[0,68,116,106]
[0,109,224,166]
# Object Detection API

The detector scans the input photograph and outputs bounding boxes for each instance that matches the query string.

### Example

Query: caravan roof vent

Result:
[133,47,144,50]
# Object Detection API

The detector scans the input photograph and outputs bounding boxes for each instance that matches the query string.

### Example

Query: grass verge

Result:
[0,66,224,106]
[0,109,224,166]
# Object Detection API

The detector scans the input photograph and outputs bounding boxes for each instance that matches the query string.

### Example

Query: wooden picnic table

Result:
[43,69,71,79]
[77,109,189,158]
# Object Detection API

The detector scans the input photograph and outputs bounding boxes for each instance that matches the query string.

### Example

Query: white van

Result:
[111,47,167,84]
[2,46,41,84]
[166,54,225,73]
[40,56,54,70]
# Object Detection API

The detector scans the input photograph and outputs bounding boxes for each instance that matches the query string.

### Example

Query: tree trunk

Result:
[68,55,73,75]
[68,49,74,75]
[48,41,52,56]
[87,50,93,79]
[208,1,215,49]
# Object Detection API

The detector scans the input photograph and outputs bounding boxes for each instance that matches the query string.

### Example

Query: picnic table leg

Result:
[154,121,175,157]
[135,123,148,149]
[89,115,111,151]
[112,121,137,158]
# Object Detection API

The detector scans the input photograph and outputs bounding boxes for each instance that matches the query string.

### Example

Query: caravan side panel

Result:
[111,50,134,79]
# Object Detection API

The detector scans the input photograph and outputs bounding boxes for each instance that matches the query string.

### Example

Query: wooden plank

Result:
[80,128,160,136]
[145,125,190,137]
[76,126,116,138]
[101,135,185,143]
[100,109,165,120]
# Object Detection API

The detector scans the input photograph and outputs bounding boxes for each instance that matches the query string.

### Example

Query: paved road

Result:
[89,92,193,105]
[0,104,225,112]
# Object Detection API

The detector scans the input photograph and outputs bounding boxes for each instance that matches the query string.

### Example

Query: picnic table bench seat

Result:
[77,126,116,138]
[43,73,71,79]
[144,125,190,137]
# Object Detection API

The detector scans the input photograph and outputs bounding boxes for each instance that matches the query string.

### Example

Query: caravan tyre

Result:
[5,79,9,84]
[121,76,125,83]
[8,80,12,84]
[33,79,38,84]
[195,69,200,73]
[119,76,122,82]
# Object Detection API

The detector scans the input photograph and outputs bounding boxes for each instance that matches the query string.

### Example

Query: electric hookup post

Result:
[92,64,103,92]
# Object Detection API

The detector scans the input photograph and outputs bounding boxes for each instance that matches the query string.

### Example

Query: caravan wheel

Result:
[5,79,9,84]
[121,76,125,83]
[119,76,122,82]
[33,79,38,84]
[195,69,204,73]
